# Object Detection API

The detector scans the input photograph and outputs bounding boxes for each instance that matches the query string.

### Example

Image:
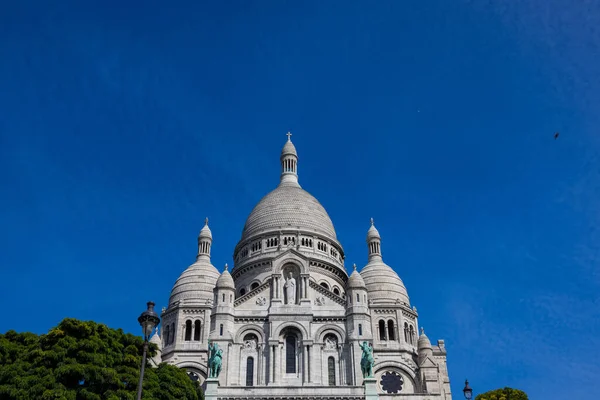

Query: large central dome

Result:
[241,184,337,241]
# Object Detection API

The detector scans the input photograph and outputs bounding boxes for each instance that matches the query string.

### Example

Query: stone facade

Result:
[153,135,452,400]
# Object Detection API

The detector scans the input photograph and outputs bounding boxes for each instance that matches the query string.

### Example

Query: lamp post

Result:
[463,379,473,400]
[136,301,160,400]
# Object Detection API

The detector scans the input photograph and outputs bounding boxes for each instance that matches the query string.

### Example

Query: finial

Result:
[286,131,292,141]
[224,263,228,271]
[420,327,425,335]
[370,217,374,226]
[204,217,209,226]
[353,263,357,271]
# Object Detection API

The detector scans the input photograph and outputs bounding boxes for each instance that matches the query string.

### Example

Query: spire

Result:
[197,217,213,260]
[280,132,299,187]
[366,218,382,260]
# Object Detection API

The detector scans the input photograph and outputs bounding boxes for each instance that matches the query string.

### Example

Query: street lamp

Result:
[463,379,473,400]
[136,301,160,400]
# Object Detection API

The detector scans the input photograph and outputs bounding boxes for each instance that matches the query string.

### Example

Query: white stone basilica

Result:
[154,135,452,400]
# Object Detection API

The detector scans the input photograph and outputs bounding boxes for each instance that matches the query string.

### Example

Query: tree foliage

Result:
[0,318,202,400]
[475,387,528,400]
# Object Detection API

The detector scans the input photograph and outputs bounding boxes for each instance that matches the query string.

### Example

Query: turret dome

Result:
[216,264,235,289]
[366,218,380,241]
[418,328,432,351]
[281,133,298,157]
[199,218,212,239]
[169,220,220,306]
[347,264,366,289]
[150,328,162,348]
[361,220,409,305]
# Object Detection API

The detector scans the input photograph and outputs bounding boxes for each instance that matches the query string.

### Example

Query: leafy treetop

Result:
[0,318,203,400]
[475,387,528,400]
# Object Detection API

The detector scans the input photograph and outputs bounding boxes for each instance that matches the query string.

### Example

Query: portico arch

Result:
[273,321,309,339]
[175,361,208,385]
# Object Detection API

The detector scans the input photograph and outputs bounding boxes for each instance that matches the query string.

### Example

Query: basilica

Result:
[151,135,452,400]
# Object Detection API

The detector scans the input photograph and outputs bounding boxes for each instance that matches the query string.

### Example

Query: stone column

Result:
[350,343,356,385]
[304,277,308,298]
[272,344,277,383]
[268,344,275,384]
[338,345,345,385]
[302,344,308,384]
[257,344,262,385]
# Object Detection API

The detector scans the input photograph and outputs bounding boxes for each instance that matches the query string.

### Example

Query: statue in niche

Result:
[208,342,223,378]
[359,341,375,378]
[284,271,296,305]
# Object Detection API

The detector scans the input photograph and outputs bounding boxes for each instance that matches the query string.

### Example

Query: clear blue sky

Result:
[1,1,598,398]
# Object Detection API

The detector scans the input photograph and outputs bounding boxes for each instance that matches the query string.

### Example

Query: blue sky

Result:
[1,1,599,398]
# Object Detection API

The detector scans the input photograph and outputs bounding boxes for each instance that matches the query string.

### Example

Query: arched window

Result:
[378,320,387,341]
[409,325,415,345]
[185,320,192,341]
[320,282,329,290]
[164,324,170,346]
[356,293,360,302]
[358,324,363,336]
[170,323,175,344]
[285,335,296,373]
[219,324,223,336]
[387,320,395,341]
[240,288,246,296]
[222,293,225,303]
[246,357,254,386]
[404,323,409,343]
[251,282,259,290]
[328,356,336,386]
[194,320,201,341]
[333,287,340,296]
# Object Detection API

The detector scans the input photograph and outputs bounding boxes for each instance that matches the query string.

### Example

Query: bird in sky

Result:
[554,132,559,139]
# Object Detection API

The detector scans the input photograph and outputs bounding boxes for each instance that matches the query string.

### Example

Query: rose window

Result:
[380,371,403,393]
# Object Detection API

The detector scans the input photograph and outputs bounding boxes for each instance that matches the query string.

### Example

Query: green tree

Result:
[0,318,203,400]
[475,387,528,400]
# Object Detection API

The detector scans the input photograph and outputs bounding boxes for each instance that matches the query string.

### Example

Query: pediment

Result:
[272,249,310,273]
[419,356,438,368]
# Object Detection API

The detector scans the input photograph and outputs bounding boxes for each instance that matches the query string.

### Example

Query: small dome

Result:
[281,133,297,157]
[366,218,380,241]
[216,264,235,289]
[418,328,432,351]
[150,328,162,349]
[347,264,366,289]
[169,259,220,305]
[199,218,212,240]
[360,259,409,304]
